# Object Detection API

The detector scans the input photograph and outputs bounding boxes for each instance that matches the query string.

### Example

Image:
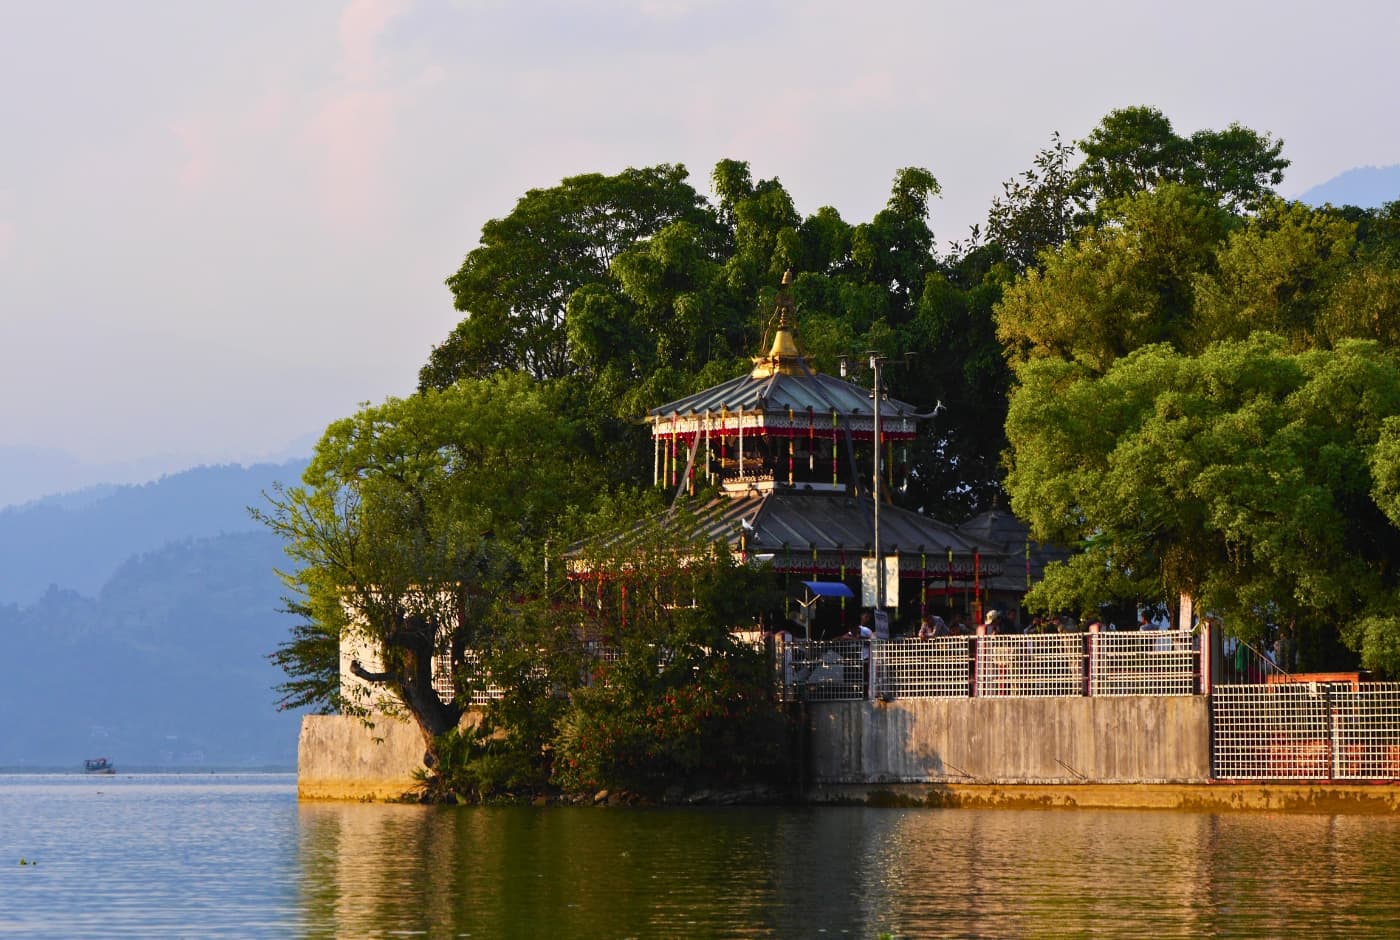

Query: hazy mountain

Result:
[0,459,315,769]
[1297,164,1400,209]
[0,460,308,606]
[0,531,302,769]
[0,446,187,511]
[0,433,318,511]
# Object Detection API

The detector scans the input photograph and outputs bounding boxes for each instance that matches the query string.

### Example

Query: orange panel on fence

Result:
[1265,672,1362,691]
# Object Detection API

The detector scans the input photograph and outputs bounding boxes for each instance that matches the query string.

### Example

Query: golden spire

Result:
[751,270,811,378]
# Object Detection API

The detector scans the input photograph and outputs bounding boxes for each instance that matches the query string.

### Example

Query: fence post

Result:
[1327,683,1339,781]
[971,625,985,696]
[867,639,877,701]
[1199,620,1212,697]
[1086,622,1099,697]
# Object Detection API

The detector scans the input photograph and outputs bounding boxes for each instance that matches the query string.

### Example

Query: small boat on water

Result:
[84,757,115,774]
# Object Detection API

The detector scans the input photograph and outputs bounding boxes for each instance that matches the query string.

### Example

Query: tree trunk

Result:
[354,614,464,763]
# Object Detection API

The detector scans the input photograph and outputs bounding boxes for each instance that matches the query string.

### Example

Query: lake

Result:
[3,773,1399,937]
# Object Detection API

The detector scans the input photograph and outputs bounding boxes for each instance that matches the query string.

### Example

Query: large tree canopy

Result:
[423,165,715,387]
[998,176,1400,671]
[996,185,1235,373]
[982,108,1289,275]
[1006,337,1400,672]
[1074,106,1288,219]
[420,158,1010,520]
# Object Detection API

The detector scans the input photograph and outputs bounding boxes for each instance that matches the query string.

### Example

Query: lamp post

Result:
[840,352,909,616]
[870,353,886,612]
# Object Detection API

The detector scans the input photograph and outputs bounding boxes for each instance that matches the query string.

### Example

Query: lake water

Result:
[3,774,1400,938]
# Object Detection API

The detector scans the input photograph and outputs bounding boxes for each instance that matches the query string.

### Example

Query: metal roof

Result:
[728,490,1003,559]
[959,507,1073,591]
[567,490,1004,578]
[647,370,919,423]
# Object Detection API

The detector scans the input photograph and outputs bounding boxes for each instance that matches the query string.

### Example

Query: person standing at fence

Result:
[919,615,949,640]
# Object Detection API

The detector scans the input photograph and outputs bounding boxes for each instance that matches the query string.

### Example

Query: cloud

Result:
[299,0,415,231]
[302,89,397,229]
[170,120,216,194]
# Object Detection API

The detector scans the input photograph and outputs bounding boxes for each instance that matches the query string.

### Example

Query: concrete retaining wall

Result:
[297,714,427,801]
[804,782,1400,813]
[808,696,1212,784]
[298,699,1400,811]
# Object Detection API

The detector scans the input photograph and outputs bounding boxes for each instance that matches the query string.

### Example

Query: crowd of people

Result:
[908,609,1190,639]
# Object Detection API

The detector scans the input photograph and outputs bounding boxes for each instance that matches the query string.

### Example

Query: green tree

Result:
[984,131,1078,271]
[1074,105,1188,207]
[1006,336,1400,671]
[850,167,941,324]
[1192,200,1358,350]
[896,258,1015,517]
[423,165,713,387]
[1072,106,1287,221]
[258,373,593,756]
[266,599,344,714]
[997,184,1234,373]
[420,597,586,802]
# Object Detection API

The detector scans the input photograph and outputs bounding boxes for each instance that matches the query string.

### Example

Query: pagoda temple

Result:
[630,272,1003,637]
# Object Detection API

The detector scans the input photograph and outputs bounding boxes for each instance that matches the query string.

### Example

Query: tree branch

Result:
[350,659,394,684]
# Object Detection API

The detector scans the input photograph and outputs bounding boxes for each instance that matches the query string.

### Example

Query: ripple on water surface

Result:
[5,776,1400,938]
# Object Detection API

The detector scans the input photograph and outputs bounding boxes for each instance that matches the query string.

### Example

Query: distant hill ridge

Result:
[0,460,308,606]
[1298,164,1400,209]
[0,529,303,768]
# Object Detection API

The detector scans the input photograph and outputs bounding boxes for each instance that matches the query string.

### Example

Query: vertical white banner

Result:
[861,556,900,609]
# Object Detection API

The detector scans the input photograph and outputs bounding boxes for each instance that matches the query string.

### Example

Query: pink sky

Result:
[1,0,1397,491]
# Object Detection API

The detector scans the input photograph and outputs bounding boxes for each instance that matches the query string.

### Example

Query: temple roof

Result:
[647,369,919,425]
[571,490,1004,575]
[648,270,920,432]
[721,490,1003,562]
[959,507,1073,591]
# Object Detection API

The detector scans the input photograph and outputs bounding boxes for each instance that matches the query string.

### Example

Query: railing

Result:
[1212,682,1400,780]
[780,639,868,701]
[876,638,973,699]
[1091,630,1198,696]
[1333,684,1400,779]
[776,630,1201,702]
[429,629,1204,707]
[976,634,1084,697]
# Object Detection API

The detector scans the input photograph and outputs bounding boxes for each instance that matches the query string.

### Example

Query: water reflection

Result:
[297,804,1400,938]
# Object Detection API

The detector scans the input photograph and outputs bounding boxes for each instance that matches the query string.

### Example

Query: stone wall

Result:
[807,696,1212,785]
[297,714,427,801]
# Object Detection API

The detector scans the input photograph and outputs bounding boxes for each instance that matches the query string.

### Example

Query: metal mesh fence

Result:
[432,649,505,705]
[1213,684,1336,779]
[875,638,973,699]
[1090,630,1199,696]
[974,634,1085,697]
[778,639,867,701]
[776,633,1207,702]
[1332,683,1400,780]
